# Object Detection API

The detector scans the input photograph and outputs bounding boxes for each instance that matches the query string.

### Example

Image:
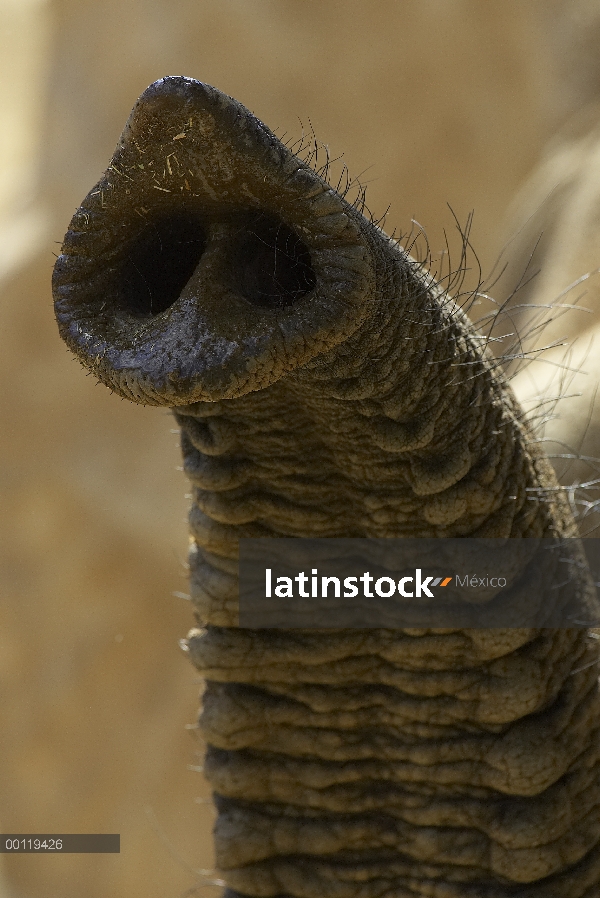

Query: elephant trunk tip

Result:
[52,77,374,406]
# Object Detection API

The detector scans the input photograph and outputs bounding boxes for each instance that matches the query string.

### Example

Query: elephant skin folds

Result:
[53,77,600,897]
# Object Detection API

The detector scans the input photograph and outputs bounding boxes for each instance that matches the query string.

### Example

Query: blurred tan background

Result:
[1,2,599,896]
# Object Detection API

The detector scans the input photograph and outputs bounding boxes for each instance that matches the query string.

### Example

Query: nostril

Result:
[118,211,206,316]
[53,78,374,406]
[233,216,316,309]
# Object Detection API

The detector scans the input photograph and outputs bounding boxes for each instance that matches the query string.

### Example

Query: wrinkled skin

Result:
[53,78,600,896]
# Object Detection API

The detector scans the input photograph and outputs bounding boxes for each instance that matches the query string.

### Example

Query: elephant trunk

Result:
[53,77,600,896]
